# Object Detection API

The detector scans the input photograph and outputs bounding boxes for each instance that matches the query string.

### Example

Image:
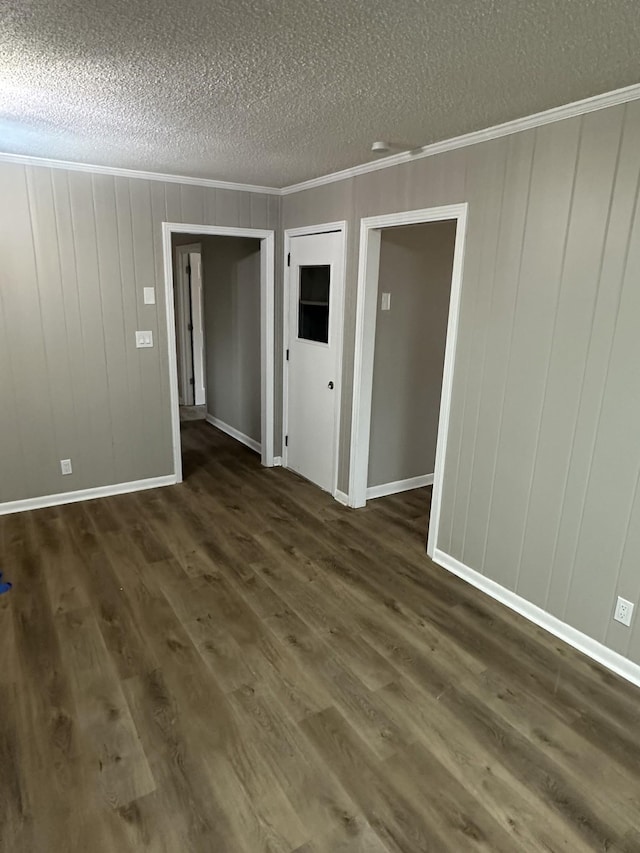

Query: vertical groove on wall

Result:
[460,144,510,564]
[457,141,509,563]
[440,152,474,553]
[24,167,65,472]
[0,166,29,498]
[147,181,167,458]
[49,169,81,468]
[113,177,137,480]
[558,154,637,615]
[542,107,630,614]
[559,121,640,629]
[512,120,585,592]
[485,118,582,590]
[125,180,147,464]
[479,131,538,575]
[456,133,535,567]
[63,171,93,485]
[90,174,118,480]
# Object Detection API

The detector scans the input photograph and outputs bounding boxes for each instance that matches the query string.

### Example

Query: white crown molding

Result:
[432,548,640,691]
[281,82,640,195]
[0,474,177,516]
[0,151,281,195]
[2,83,639,199]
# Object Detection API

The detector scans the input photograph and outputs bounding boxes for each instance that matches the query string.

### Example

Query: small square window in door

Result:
[298,265,330,343]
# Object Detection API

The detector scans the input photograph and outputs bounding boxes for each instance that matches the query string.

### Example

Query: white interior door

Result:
[286,231,344,492]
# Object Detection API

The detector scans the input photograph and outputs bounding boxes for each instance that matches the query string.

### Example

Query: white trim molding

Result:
[205,414,261,454]
[432,548,640,691]
[366,473,433,501]
[281,82,640,195]
[334,490,350,507]
[0,151,280,195]
[282,221,348,498]
[162,222,276,482]
[0,475,176,516]
[348,204,468,562]
[2,83,640,198]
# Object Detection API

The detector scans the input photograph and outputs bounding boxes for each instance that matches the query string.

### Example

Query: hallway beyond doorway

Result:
[179,405,206,422]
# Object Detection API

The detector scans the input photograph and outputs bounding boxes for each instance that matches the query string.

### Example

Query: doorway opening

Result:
[162,224,276,482]
[173,240,206,414]
[348,204,468,557]
[282,222,347,497]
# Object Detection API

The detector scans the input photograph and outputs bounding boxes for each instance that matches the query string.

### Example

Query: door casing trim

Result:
[162,222,276,481]
[348,204,468,560]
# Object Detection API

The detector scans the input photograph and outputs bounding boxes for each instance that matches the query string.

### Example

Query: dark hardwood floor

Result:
[1,420,640,852]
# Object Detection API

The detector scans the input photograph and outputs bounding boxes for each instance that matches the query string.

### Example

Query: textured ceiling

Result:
[1,1,640,187]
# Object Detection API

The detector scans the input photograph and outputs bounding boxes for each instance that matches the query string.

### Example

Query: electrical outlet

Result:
[60,458,73,476]
[135,330,153,348]
[614,596,634,627]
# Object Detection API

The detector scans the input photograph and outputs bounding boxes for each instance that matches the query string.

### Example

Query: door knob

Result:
[328,381,334,389]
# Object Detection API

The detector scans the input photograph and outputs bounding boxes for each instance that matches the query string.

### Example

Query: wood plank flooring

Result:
[1,420,640,852]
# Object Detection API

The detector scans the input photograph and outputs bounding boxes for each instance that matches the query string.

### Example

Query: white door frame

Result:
[162,222,276,481]
[282,221,348,497]
[348,204,468,558]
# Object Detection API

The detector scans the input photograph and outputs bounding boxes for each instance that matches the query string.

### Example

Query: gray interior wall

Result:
[200,235,261,443]
[0,163,278,502]
[283,99,640,667]
[4,95,640,668]
[368,221,456,488]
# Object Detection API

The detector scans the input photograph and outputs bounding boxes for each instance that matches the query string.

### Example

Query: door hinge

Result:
[186,263,191,275]
[286,348,289,361]
[188,323,193,331]
[189,377,195,385]
[285,435,288,447]
[287,252,291,267]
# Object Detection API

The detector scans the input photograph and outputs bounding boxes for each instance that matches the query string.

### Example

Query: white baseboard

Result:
[272,456,282,466]
[0,474,177,517]
[205,414,261,454]
[432,548,640,691]
[334,489,350,507]
[366,473,434,500]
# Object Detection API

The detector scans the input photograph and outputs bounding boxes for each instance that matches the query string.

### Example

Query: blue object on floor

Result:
[0,572,11,595]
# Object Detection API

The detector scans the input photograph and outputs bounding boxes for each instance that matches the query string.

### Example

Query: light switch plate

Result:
[60,458,72,475]
[136,330,153,348]
[381,292,391,311]
[143,287,156,305]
